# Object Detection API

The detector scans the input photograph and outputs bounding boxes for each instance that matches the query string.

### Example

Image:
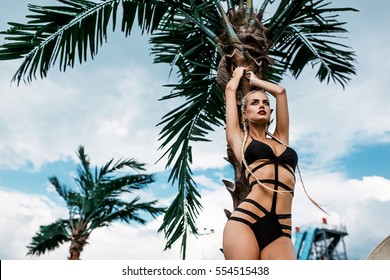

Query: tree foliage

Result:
[26,145,165,259]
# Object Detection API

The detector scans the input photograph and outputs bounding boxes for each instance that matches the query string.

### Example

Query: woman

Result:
[223,66,297,260]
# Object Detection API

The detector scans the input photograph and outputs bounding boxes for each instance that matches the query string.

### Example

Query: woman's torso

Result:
[233,137,298,226]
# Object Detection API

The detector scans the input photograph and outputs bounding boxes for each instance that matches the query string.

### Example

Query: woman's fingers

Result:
[244,70,254,80]
[233,66,245,77]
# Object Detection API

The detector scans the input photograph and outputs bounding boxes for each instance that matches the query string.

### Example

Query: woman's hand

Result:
[232,66,245,80]
[226,67,246,94]
[244,70,286,97]
[245,70,259,85]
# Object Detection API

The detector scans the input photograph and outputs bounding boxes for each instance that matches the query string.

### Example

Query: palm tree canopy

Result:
[26,145,165,258]
[1,0,358,259]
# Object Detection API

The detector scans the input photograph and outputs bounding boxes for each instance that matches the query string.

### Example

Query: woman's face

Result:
[244,91,271,124]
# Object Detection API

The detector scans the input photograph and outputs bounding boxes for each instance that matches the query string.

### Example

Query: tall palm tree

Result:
[1,0,357,259]
[26,145,165,260]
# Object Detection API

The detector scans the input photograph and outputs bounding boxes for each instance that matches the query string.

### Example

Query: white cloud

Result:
[0,187,180,260]
[343,199,390,260]
[0,188,68,259]
[283,69,390,169]
[291,171,390,259]
[1,168,389,260]
[0,58,175,172]
[194,174,225,190]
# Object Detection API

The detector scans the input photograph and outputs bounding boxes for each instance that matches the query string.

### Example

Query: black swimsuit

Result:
[228,137,298,250]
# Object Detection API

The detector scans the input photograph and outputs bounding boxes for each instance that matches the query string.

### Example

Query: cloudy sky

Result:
[0,0,389,260]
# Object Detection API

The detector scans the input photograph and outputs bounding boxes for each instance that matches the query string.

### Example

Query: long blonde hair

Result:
[240,91,329,214]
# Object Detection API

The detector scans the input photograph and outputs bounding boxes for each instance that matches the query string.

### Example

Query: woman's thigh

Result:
[223,221,260,260]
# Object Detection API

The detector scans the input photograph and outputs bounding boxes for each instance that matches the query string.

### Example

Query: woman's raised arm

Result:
[225,67,245,161]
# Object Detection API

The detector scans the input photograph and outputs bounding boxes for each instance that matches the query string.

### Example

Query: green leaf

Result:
[267,0,357,87]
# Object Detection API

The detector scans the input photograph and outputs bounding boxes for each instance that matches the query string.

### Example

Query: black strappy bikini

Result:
[228,137,298,250]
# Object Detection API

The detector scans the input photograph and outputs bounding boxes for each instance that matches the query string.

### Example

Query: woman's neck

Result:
[248,124,268,140]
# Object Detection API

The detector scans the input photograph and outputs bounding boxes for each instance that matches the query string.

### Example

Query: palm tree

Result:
[26,145,165,260]
[1,0,357,259]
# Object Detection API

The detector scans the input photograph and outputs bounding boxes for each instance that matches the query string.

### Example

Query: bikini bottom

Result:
[228,198,291,250]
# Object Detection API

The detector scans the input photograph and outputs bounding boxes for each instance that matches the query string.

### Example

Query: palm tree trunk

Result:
[69,245,81,260]
[217,5,271,216]
[68,226,89,260]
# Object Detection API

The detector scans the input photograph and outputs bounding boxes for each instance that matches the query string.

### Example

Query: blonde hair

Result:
[240,91,329,214]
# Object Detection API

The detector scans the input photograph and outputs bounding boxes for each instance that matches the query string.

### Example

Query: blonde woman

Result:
[223,66,297,260]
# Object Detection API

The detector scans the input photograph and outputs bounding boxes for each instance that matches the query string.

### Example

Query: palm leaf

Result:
[89,197,165,229]
[73,146,160,230]
[49,175,84,211]
[82,173,156,221]
[266,0,357,87]
[0,0,169,85]
[27,219,71,256]
[149,1,225,258]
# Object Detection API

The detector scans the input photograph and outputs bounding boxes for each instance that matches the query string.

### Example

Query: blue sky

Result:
[0,0,389,260]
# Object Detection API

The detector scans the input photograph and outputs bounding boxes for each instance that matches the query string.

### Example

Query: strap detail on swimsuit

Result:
[251,161,272,174]
[245,198,269,213]
[277,213,291,219]
[228,216,253,227]
[229,198,269,223]
[250,179,294,195]
[234,208,261,221]
[245,149,295,213]
[278,161,296,177]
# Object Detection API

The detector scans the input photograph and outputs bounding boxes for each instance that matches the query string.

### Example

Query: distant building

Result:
[294,218,348,260]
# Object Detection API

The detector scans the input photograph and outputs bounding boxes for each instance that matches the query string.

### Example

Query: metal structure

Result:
[294,218,348,260]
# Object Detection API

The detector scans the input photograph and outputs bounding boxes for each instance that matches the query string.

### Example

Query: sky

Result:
[0,0,389,260]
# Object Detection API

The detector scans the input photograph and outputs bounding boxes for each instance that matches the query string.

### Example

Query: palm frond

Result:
[102,173,155,190]
[75,145,94,195]
[27,219,70,256]
[49,176,84,209]
[0,0,170,85]
[73,147,159,226]
[150,1,225,258]
[89,197,165,229]
[266,0,357,87]
[82,173,155,220]
[0,0,117,84]
[96,157,147,184]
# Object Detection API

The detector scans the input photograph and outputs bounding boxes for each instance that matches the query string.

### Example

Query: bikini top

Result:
[243,137,328,214]
[243,137,298,171]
